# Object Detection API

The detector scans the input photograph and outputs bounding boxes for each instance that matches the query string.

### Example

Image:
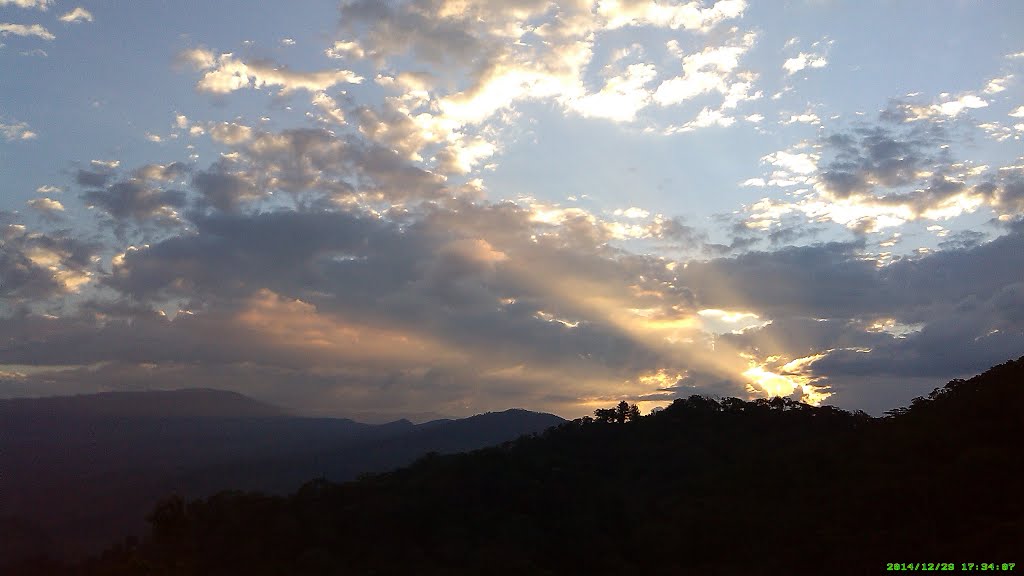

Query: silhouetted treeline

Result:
[11,357,1024,575]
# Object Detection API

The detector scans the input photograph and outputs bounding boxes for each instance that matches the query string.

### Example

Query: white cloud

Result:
[781,111,820,125]
[984,75,1011,94]
[435,134,497,174]
[599,0,747,32]
[58,7,93,23]
[668,107,735,133]
[654,32,757,106]
[571,62,657,122]
[36,185,62,194]
[311,92,347,125]
[783,52,827,75]
[0,119,36,140]
[613,207,650,219]
[893,93,993,122]
[182,48,363,94]
[0,22,54,40]
[763,150,818,175]
[0,0,51,9]
[325,40,365,60]
[207,121,253,145]
[1009,106,1024,118]
[27,197,64,213]
[932,94,988,117]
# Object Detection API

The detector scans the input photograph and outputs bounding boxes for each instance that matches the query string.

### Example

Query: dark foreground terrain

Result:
[0,391,563,565]
[7,357,1024,575]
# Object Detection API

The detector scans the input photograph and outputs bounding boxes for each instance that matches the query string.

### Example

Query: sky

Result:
[1,0,1023,421]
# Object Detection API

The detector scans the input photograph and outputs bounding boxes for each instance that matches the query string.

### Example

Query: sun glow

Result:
[741,353,831,405]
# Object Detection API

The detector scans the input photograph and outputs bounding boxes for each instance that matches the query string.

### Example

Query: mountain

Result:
[29,356,1022,576]
[0,390,563,565]
[0,388,286,420]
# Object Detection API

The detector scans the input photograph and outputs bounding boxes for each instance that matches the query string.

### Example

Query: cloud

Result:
[0,22,54,40]
[37,191,1016,415]
[58,7,93,23]
[325,40,365,60]
[0,0,50,9]
[133,162,188,182]
[328,0,756,177]
[686,232,1024,410]
[599,0,747,32]
[735,105,1024,234]
[887,94,989,121]
[666,107,735,132]
[0,196,753,415]
[191,164,263,212]
[780,109,820,125]
[571,62,658,122]
[0,118,36,140]
[75,161,120,187]
[764,150,819,176]
[207,121,253,145]
[5,0,1020,419]
[0,225,96,302]
[782,52,827,75]
[81,178,187,227]
[26,197,64,219]
[654,32,757,106]
[213,127,448,203]
[181,48,363,95]
[984,74,1012,94]
[9,206,677,413]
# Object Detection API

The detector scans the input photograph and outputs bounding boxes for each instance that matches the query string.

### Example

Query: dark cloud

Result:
[101,203,682,374]
[75,168,112,188]
[767,220,824,245]
[0,225,98,304]
[81,179,187,226]
[817,122,949,199]
[222,128,446,204]
[812,283,1024,380]
[938,229,987,251]
[996,176,1024,213]
[683,231,1024,412]
[1,198,744,416]
[340,0,494,67]
[191,165,262,212]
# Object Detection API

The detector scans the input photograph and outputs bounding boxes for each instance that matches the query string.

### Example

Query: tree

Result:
[595,401,642,424]
[626,403,641,422]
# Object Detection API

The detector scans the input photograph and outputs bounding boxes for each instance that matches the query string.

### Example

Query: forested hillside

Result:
[14,357,1024,575]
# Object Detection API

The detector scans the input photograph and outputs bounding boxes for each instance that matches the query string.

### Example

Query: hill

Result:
[0,390,563,566]
[31,356,1023,575]
[0,388,287,420]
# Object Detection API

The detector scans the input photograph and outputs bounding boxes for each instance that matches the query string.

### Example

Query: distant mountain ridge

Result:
[0,390,564,564]
[0,388,288,419]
